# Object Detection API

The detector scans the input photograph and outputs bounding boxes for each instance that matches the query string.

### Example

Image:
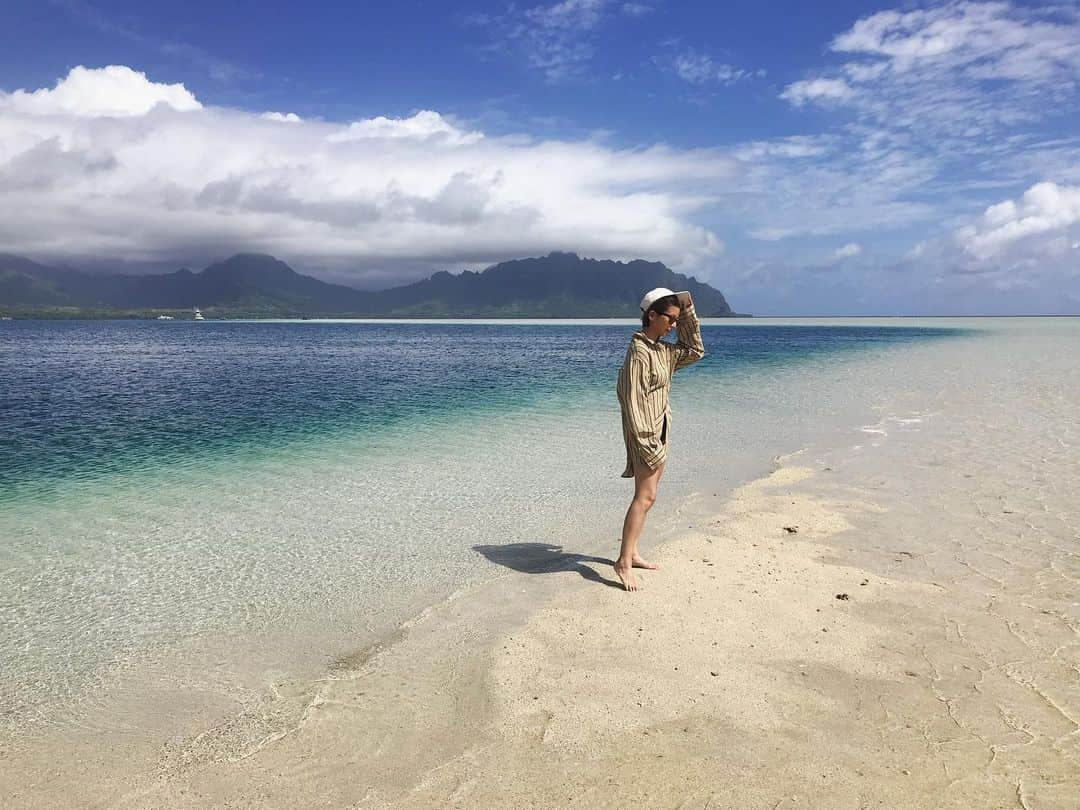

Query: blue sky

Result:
[1,0,1079,314]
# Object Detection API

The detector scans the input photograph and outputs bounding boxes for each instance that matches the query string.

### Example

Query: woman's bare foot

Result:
[613,560,637,591]
[631,554,659,570]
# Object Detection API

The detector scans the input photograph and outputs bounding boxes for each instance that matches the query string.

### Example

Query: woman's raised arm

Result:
[671,302,705,373]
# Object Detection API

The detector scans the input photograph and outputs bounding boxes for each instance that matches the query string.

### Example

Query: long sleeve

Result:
[617,350,666,471]
[670,303,705,373]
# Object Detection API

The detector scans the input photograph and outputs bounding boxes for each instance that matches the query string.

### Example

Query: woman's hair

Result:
[641,294,681,329]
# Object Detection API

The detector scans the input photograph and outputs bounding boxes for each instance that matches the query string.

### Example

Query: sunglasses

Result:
[656,312,679,325]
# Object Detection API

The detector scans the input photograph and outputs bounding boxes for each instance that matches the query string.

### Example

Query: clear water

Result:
[0,318,965,735]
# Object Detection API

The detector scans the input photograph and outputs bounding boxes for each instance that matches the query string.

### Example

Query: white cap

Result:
[639,287,690,311]
[639,287,675,312]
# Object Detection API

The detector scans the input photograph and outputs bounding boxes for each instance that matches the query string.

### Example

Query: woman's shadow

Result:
[472,542,624,589]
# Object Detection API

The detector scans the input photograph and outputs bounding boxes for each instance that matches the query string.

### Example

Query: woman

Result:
[614,287,705,591]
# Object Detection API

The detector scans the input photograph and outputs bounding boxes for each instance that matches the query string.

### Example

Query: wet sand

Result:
[4,319,1079,808]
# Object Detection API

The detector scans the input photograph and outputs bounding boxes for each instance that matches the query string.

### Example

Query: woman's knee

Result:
[633,492,657,510]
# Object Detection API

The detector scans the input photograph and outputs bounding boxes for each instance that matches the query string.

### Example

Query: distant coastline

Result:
[0,309,756,320]
[0,251,746,319]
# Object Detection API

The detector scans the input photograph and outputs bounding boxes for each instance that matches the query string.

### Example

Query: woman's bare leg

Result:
[614,460,665,591]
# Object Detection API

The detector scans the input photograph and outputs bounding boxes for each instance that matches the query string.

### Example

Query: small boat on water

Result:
[156,314,174,320]
[193,307,205,321]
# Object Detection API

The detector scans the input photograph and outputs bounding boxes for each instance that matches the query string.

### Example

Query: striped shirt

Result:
[616,303,705,478]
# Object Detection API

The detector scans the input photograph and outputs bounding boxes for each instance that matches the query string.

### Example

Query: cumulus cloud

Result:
[0,65,732,281]
[0,65,200,117]
[329,110,482,145]
[261,111,302,123]
[851,178,1080,313]
[955,181,1080,260]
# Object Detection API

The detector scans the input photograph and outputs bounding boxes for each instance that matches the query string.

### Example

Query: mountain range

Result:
[0,252,742,318]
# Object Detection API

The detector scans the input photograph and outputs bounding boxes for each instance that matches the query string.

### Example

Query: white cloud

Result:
[842,62,887,82]
[0,65,733,281]
[0,65,200,117]
[858,178,1080,313]
[956,181,1080,260]
[756,2,1080,263]
[261,111,302,123]
[329,110,482,145]
[780,2,1080,140]
[833,242,862,259]
[699,4,1080,313]
[779,78,853,106]
[831,2,1080,80]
